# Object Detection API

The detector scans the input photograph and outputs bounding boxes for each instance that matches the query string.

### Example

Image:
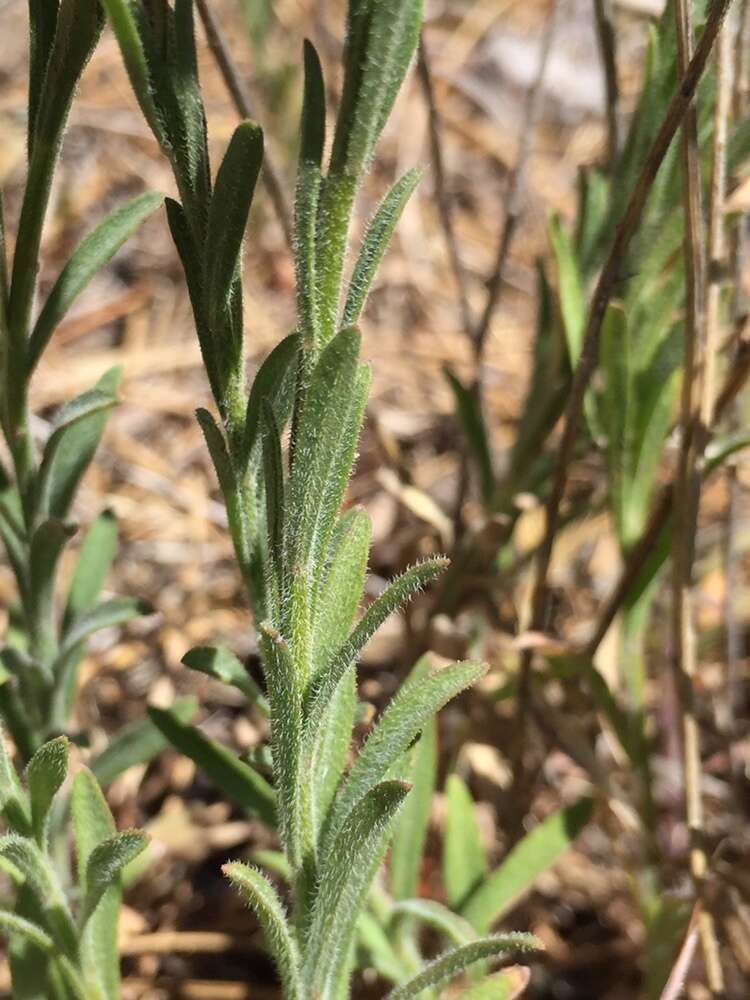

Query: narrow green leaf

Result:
[0,909,54,953]
[83,830,148,923]
[300,39,326,167]
[385,934,541,1000]
[331,0,423,176]
[244,332,299,457]
[343,168,421,325]
[303,557,449,743]
[29,519,77,669]
[28,1,60,148]
[100,0,165,142]
[462,798,593,932]
[205,121,263,336]
[444,367,494,507]
[224,863,302,1000]
[35,367,121,519]
[58,596,149,665]
[444,774,488,910]
[0,724,31,834]
[0,834,77,957]
[286,326,362,575]
[392,898,476,946]
[182,646,268,713]
[63,509,118,629]
[328,661,485,844]
[390,658,437,901]
[90,696,199,787]
[303,781,411,996]
[26,736,68,845]
[28,193,163,373]
[147,706,276,826]
[357,909,408,984]
[72,767,121,998]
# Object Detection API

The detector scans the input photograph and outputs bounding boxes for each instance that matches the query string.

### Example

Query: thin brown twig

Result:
[472,1,560,373]
[592,0,620,171]
[670,0,726,984]
[417,36,474,339]
[194,0,293,249]
[513,0,734,783]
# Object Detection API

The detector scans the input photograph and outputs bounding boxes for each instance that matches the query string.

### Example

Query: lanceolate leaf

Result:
[25,736,68,845]
[57,596,149,665]
[244,332,299,458]
[35,367,122,520]
[392,898,476,946]
[327,661,485,844]
[303,556,448,739]
[444,774,488,910]
[300,39,326,168]
[63,509,118,629]
[462,798,593,932]
[303,781,410,996]
[390,659,437,901]
[83,830,148,922]
[205,121,263,338]
[72,768,121,998]
[385,934,541,1000]
[27,192,164,373]
[90,696,199,788]
[0,725,31,834]
[182,646,268,713]
[343,168,422,325]
[224,863,302,1000]
[148,706,276,826]
[0,909,54,954]
[444,367,494,507]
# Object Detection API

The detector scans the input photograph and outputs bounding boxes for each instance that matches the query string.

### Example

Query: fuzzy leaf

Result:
[205,121,263,337]
[100,0,165,141]
[392,898,476,946]
[26,736,68,845]
[147,706,276,825]
[224,863,302,1000]
[182,646,268,713]
[327,661,485,844]
[0,909,54,954]
[462,798,593,932]
[35,367,121,519]
[390,658,437,901]
[64,509,118,628]
[72,768,122,998]
[83,830,148,923]
[28,518,76,669]
[0,725,31,834]
[385,934,541,1000]
[244,332,299,457]
[331,0,423,176]
[303,781,410,996]
[91,696,199,787]
[28,1,60,149]
[303,557,449,744]
[0,834,77,957]
[261,400,285,591]
[343,168,421,324]
[58,596,149,664]
[286,326,364,579]
[444,774,488,910]
[28,193,163,372]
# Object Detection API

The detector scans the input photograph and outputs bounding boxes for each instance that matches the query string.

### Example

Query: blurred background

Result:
[2,0,750,997]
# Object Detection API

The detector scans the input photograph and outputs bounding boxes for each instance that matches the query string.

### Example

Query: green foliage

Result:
[443,774,488,910]
[0,731,148,999]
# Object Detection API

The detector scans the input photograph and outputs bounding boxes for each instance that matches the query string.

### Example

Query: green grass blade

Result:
[147,705,276,826]
[443,774,488,911]
[462,798,593,932]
